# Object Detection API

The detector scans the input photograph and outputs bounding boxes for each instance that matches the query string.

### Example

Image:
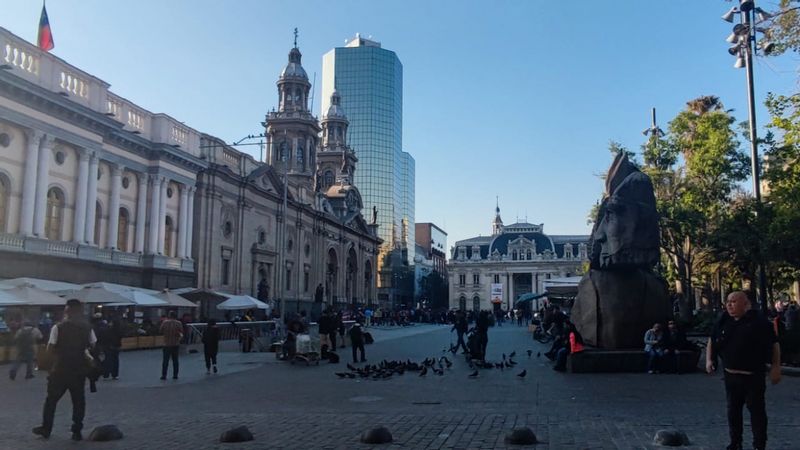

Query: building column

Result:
[157,179,167,255]
[33,135,55,238]
[106,165,122,249]
[83,153,99,244]
[177,184,188,258]
[185,186,195,259]
[147,175,161,254]
[20,130,43,236]
[508,273,515,304]
[72,149,89,242]
[134,172,147,253]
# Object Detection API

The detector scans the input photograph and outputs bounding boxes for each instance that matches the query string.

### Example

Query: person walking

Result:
[100,319,122,380]
[450,311,468,353]
[33,299,97,441]
[349,321,366,364]
[475,311,490,361]
[202,319,220,374]
[9,321,42,380]
[159,311,183,380]
[706,291,781,450]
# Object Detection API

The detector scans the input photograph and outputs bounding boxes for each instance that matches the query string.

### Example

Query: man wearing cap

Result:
[707,291,782,450]
[33,299,96,441]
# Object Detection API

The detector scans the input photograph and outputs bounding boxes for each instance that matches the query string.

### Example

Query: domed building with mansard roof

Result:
[448,203,589,312]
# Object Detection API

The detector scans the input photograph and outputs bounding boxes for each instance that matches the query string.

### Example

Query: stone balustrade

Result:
[1,27,201,158]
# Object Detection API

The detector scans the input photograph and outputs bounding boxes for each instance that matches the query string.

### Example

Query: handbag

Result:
[36,346,56,372]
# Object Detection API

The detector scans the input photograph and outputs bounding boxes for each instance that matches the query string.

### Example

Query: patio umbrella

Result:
[155,289,198,308]
[0,283,66,306]
[175,288,229,302]
[79,282,158,295]
[0,277,80,292]
[118,290,168,307]
[216,295,269,310]
[61,285,137,304]
[0,289,25,306]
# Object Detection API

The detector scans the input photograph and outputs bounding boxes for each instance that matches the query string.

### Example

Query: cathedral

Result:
[194,40,381,314]
[448,204,589,312]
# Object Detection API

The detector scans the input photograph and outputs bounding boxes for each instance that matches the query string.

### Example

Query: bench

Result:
[568,349,701,373]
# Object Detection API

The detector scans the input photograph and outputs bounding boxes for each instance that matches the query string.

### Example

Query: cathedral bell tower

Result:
[317,89,358,191]
[264,29,321,200]
[492,199,504,235]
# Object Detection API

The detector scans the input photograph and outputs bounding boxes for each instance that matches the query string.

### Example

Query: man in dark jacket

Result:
[706,291,781,450]
[34,299,96,441]
[451,311,468,353]
[349,322,366,364]
[475,311,490,360]
[99,319,122,380]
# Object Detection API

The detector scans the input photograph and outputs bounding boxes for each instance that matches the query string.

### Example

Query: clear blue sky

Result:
[3,1,798,246]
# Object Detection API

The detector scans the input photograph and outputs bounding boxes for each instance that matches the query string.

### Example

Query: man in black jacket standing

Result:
[451,311,468,353]
[34,299,97,441]
[706,291,781,450]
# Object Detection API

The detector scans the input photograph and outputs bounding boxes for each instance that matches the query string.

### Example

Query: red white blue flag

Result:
[37,3,54,52]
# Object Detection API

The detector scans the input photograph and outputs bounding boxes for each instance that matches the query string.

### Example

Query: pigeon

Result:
[434,368,444,376]
[468,370,479,378]
[502,353,506,360]
[509,351,516,358]
[347,363,357,371]
[508,359,517,366]
[442,357,452,368]
[537,352,541,358]
[527,350,533,358]
[419,366,428,377]
[335,372,348,378]
[517,369,527,378]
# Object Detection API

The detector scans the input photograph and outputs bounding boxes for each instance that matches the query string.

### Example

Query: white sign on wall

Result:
[490,283,503,303]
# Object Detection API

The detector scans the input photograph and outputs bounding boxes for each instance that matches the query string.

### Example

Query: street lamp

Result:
[722,0,773,311]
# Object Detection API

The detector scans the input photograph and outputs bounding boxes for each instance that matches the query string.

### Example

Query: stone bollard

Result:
[220,425,254,443]
[87,425,123,442]
[504,427,538,445]
[360,426,393,444]
[653,429,690,446]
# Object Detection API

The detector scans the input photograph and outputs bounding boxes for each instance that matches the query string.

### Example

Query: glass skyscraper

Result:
[322,35,415,277]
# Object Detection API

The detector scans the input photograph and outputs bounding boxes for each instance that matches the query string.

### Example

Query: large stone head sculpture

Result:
[590,152,660,270]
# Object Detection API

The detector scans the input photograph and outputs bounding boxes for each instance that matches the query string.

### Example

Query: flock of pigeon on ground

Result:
[334,349,541,381]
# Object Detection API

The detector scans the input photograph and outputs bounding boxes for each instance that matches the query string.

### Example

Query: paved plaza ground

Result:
[1,324,798,449]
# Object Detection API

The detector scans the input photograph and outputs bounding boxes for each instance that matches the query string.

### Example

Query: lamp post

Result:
[722,0,774,311]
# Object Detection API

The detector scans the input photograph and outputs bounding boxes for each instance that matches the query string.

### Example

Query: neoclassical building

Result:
[0,27,380,309]
[448,204,589,311]
[0,27,200,287]
[193,42,381,314]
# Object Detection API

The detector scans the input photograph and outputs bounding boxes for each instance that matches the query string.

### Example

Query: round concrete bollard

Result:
[653,429,690,446]
[220,425,254,443]
[504,427,538,445]
[360,426,393,444]
[87,424,124,442]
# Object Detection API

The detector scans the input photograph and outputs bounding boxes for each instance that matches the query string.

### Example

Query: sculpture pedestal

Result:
[567,349,701,373]
[571,269,671,349]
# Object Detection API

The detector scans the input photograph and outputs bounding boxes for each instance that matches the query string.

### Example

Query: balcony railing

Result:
[0,27,201,158]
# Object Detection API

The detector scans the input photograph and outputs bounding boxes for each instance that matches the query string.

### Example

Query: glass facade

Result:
[322,38,415,273]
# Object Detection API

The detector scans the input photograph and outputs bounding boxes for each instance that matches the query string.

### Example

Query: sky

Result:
[2,0,798,247]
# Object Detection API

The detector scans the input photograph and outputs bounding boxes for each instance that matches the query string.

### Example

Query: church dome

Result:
[280,47,308,79]
[324,89,348,120]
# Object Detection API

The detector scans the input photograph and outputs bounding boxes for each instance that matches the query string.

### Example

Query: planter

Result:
[153,336,165,347]
[138,336,155,348]
[120,337,138,350]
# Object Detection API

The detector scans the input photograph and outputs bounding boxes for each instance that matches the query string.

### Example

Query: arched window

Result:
[0,176,8,233]
[164,216,174,257]
[296,144,304,168]
[279,141,288,163]
[323,170,334,189]
[527,250,532,260]
[472,295,480,312]
[117,208,129,251]
[45,187,64,241]
[512,250,518,261]
[94,201,102,245]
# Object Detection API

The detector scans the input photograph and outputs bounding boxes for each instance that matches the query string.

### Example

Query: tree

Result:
[762,0,800,56]
[640,96,748,318]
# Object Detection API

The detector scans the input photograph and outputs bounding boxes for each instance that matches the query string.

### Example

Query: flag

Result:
[37,3,54,52]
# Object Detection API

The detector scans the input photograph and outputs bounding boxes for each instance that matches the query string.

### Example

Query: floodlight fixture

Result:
[739,0,755,13]
[728,45,741,56]
[734,56,746,69]
[726,32,740,43]
[722,7,738,23]
[760,41,775,54]
[755,8,772,22]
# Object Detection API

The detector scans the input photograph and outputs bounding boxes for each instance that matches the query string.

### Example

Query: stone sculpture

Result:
[571,152,671,349]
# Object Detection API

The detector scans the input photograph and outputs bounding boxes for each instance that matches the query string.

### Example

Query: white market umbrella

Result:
[79,282,158,295]
[118,290,168,307]
[155,289,198,308]
[61,285,138,304]
[0,289,25,306]
[0,283,66,306]
[0,277,80,292]
[216,295,269,311]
